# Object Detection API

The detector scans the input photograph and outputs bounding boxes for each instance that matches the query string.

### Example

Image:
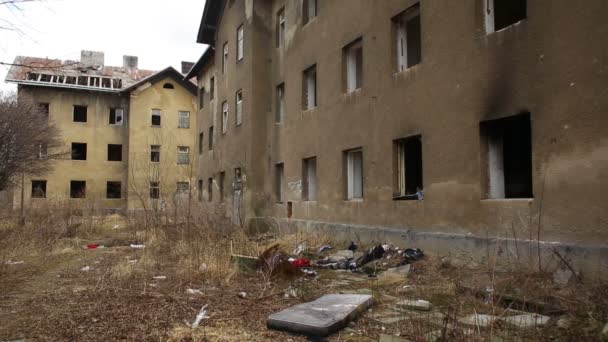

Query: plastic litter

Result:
[318,244,333,253]
[130,244,145,249]
[80,266,92,272]
[5,260,24,265]
[290,258,311,268]
[191,304,209,328]
[153,276,167,280]
[293,244,306,255]
[186,289,204,295]
[87,244,102,250]
[237,291,247,298]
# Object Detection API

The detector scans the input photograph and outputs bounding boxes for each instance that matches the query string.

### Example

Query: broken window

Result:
[210,77,215,100]
[112,78,122,89]
[207,177,213,202]
[302,157,317,201]
[71,143,87,160]
[31,180,47,198]
[276,83,285,123]
[222,101,229,134]
[150,145,160,163]
[55,75,65,84]
[223,42,228,74]
[344,38,363,92]
[107,144,122,162]
[178,111,190,128]
[150,181,160,199]
[235,90,243,126]
[303,0,317,25]
[481,113,533,199]
[275,163,284,203]
[485,0,526,34]
[344,148,363,200]
[237,25,244,61]
[70,180,86,199]
[208,126,214,150]
[393,4,422,72]
[219,171,225,203]
[90,77,100,87]
[77,76,88,86]
[163,83,174,89]
[101,78,112,88]
[177,181,190,194]
[199,87,205,109]
[27,73,40,81]
[109,108,124,125]
[151,109,161,126]
[277,7,285,47]
[198,132,204,154]
[177,146,190,164]
[73,105,87,122]
[303,65,317,110]
[38,103,49,117]
[39,74,51,82]
[106,181,121,199]
[198,179,203,201]
[393,136,423,200]
[65,76,76,85]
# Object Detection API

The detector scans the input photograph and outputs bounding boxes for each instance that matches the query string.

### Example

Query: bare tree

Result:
[0,92,63,192]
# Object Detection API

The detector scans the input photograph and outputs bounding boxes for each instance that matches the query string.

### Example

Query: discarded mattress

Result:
[267,294,373,337]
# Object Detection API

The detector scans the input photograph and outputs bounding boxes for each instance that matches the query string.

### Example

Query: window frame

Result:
[178,111,190,129]
[237,24,244,61]
[221,101,229,134]
[303,64,317,110]
[150,145,161,163]
[150,181,160,199]
[106,181,122,199]
[73,105,88,123]
[151,109,162,127]
[344,148,363,200]
[177,146,190,165]
[235,90,243,126]
[31,180,47,199]
[344,38,363,93]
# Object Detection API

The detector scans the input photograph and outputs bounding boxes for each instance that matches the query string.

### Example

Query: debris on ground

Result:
[267,294,373,337]
[501,313,550,328]
[129,244,145,249]
[153,276,167,280]
[86,244,104,250]
[5,260,24,265]
[318,244,332,253]
[80,266,92,272]
[185,289,204,296]
[237,291,247,299]
[292,243,306,255]
[190,304,209,328]
[396,299,431,311]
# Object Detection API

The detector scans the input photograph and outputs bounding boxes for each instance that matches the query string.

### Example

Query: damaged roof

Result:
[197,0,226,45]
[4,55,156,93]
[122,66,198,96]
[184,46,215,81]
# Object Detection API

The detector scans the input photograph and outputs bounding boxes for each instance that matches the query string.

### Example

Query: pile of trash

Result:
[255,241,424,278]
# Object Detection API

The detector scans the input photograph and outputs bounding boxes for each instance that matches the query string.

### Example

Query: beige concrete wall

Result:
[197,0,608,245]
[127,77,198,210]
[14,86,129,210]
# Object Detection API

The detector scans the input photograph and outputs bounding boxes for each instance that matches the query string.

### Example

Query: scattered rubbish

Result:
[186,289,204,296]
[80,266,92,272]
[5,260,24,265]
[199,263,209,273]
[87,244,104,250]
[127,259,138,264]
[284,287,298,298]
[257,244,300,278]
[396,299,431,311]
[501,313,550,328]
[231,254,258,271]
[378,264,411,281]
[112,224,119,229]
[153,276,167,280]
[347,241,358,252]
[290,258,311,268]
[301,268,317,276]
[556,317,571,329]
[318,244,333,253]
[190,304,209,328]
[403,248,424,262]
[293,243,306,255]
[237,291,247,299]
[267,294,373,337]
[379,334,409,342]
[459,314,497,328]
[130,244,145,249]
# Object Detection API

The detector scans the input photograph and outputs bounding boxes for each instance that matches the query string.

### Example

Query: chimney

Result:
[181,61,195,74]
[123,55,138,70]
[80,50,104,68]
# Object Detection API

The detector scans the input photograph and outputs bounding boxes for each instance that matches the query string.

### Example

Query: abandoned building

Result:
[5,50,198,210]
[185,0,608,265]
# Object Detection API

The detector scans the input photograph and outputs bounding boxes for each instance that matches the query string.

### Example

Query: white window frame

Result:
[278,8,286,47]
[151,109,161,127]
[345,39,363,92]
[177,146,190,164]
[235,90,243,126]
[222,101,229,133]
[237,25,244,61]
[303,0,317,24]
[151,145,161,163]
[277,83,285,123]
[178,111,190,128]
[303,157,317,201]
[223,42,228,74]
[110,108,124,125]
[395,5,421,72]
[346,149,363,200]
[305,65,316,110]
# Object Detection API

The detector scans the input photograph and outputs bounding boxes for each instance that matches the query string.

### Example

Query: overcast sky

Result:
[0,0,208,91]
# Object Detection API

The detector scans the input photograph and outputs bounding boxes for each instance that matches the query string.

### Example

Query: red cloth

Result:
[292,258,310,268]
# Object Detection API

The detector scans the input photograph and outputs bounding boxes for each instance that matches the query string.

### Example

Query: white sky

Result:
[0,0,208,91]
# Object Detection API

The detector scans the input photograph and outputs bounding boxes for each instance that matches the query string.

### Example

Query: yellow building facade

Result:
[5,51,198,212]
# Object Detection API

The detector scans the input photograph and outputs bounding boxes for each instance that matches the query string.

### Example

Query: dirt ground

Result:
[1,215,607,341]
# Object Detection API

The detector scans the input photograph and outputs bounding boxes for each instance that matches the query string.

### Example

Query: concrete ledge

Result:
[249,217,608,277]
